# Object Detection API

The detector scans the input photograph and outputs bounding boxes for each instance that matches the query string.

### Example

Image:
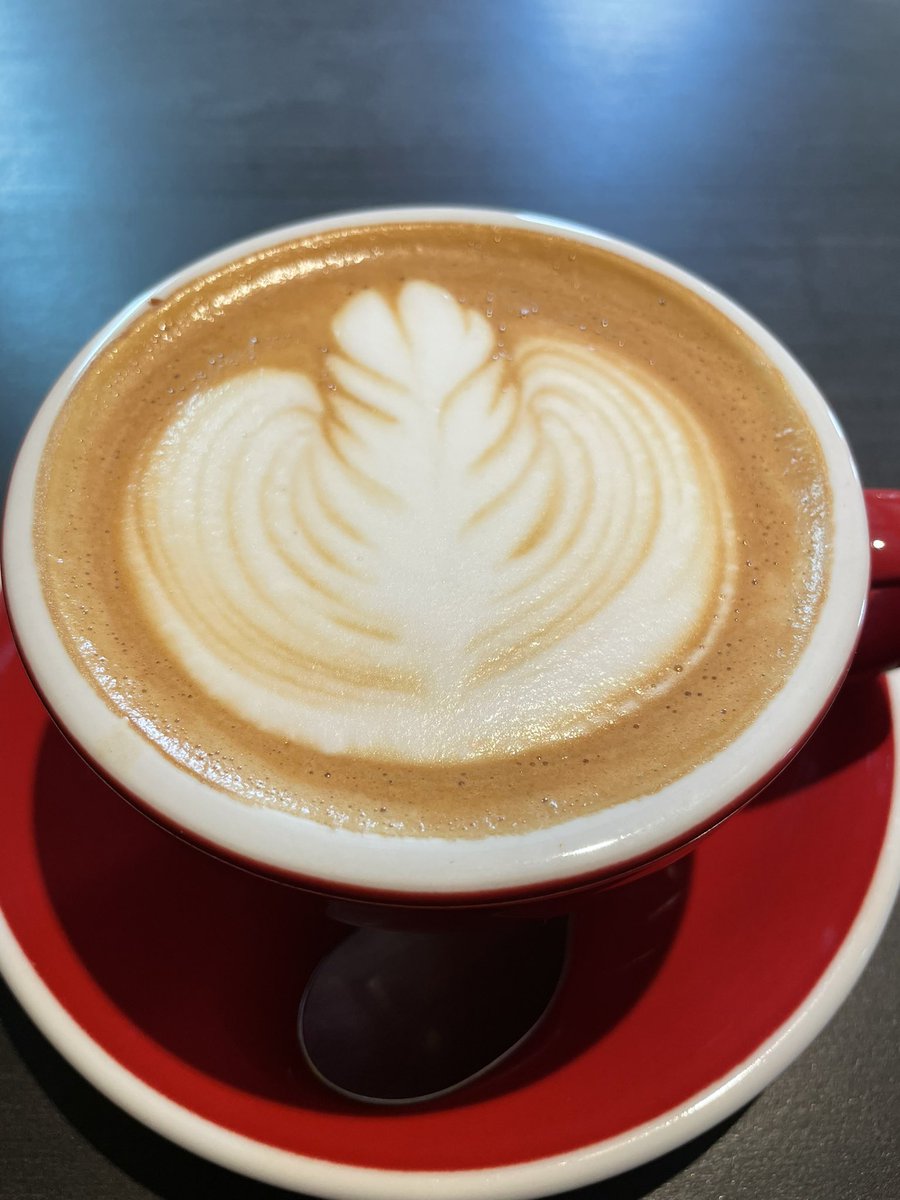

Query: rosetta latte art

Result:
[124,282,737,762]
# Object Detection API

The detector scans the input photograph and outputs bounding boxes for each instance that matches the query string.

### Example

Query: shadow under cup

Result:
[0,207,882,910]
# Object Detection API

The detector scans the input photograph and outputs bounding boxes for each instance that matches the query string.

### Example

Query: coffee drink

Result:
[34,222,831,836]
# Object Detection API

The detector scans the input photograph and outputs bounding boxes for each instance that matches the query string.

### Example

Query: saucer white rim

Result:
[1,677,898,1199]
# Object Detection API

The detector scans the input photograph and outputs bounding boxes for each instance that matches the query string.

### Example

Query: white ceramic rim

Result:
[1,206,871,896]
[0,671,897,1198]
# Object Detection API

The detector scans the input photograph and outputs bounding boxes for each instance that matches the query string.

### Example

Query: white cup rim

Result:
[1,206,871,899]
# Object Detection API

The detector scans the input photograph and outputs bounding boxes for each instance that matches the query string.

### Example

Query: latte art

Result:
[125,283,736,761]
[35,222,831,835]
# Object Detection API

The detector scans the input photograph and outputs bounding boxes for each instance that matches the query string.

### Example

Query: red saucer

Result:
[1,601,898,1198]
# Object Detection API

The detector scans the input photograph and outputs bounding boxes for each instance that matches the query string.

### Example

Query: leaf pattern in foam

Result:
[125,280,734,760]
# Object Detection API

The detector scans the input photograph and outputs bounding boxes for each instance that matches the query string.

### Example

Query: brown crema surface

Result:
[35,223,831,836]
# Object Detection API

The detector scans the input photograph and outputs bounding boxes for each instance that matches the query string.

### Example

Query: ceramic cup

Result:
[4,208,899,908]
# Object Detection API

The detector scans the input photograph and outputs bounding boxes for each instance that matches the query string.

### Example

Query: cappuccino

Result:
[35,223,831,835]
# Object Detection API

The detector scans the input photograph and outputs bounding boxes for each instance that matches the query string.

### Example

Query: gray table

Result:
[1,1,898,1196]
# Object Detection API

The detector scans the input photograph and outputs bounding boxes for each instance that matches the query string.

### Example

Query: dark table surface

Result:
[1,1,898,1196]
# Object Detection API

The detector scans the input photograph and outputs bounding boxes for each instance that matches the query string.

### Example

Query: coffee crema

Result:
[35,222,831,836]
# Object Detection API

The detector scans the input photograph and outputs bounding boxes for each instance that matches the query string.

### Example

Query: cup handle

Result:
[853,489,900,674]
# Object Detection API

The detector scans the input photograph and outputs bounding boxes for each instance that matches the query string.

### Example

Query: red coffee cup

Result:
[4,208,899,909]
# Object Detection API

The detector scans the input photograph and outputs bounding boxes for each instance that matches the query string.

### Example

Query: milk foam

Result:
[123,281,737,763]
